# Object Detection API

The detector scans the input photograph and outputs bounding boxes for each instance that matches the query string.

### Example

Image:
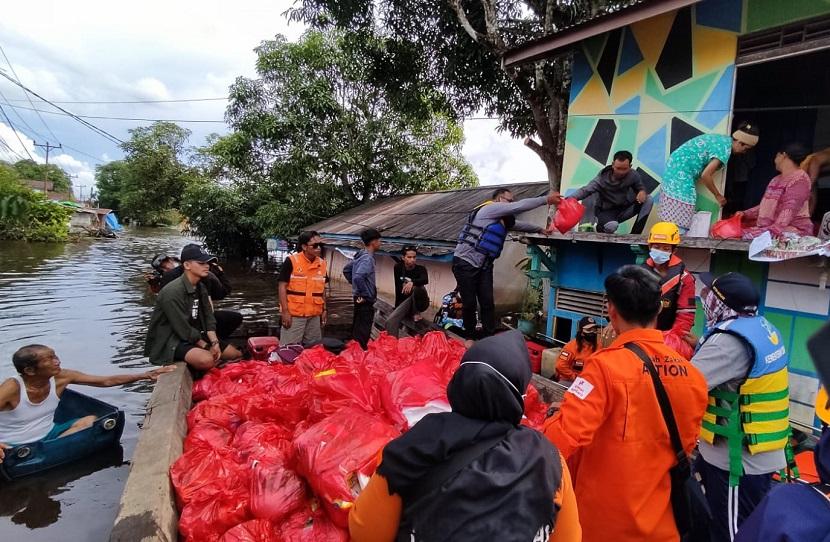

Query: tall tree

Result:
[94,160,129,211]
[187,29,477,255]
[11,159,72,193]
[291,0,631,189]
[118,122,198,224]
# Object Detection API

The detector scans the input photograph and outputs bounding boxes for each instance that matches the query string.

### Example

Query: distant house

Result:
[304,182,551,312]
[23,179,54,193]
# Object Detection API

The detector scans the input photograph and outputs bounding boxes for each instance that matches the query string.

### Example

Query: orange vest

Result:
[286,253,326,317]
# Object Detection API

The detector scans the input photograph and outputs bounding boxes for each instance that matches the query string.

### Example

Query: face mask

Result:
[649,248,671,265]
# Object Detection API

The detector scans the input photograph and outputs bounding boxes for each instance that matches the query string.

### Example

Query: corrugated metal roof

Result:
[305,182,550,245]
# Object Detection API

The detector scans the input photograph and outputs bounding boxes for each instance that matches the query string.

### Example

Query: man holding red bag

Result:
[453,188,561,339]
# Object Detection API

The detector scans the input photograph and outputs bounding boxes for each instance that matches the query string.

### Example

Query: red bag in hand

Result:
[294,408,399,527]
[219,519,278,542]
[553,198,585,234]
[280,507,349,542]
[521,384,548,430]
[711,213,743,239]
[179,485,250,542]
[250,461,306,523]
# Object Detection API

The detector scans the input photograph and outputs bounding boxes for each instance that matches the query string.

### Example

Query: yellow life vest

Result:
[286,252,326,317]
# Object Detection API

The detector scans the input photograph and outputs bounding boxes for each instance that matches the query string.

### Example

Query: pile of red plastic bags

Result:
[171,331,548,541]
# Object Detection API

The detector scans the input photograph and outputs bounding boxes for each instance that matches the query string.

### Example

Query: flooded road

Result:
[0,228,288,541]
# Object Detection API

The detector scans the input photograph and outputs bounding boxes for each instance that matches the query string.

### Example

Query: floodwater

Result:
[0,228,333,541]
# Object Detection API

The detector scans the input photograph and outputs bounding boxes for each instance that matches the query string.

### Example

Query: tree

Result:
[186,30,477,256]
[118,122,198,224]
[0,163,73,242]
[11,159,72,193]
[290,0,632,189]
[94,160,129,211]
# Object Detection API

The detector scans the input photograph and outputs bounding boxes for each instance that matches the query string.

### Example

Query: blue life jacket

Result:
[457,201,510,259]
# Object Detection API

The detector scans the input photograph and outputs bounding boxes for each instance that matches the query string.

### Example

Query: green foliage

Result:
[0,166,73,242]
[11,159,73,193]
[289,0,632,187]
[94,160,128,211]
[185,30,477,256]
[108,122,201,225]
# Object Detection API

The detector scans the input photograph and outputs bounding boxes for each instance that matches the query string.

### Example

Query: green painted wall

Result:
[744,0,830,33]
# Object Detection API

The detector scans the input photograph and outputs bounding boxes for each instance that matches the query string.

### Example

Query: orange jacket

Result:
[286,252,327,317]
[349,452,581,542]
[555,339,596,382]
[543,328,707,542]
[644,255,696,360]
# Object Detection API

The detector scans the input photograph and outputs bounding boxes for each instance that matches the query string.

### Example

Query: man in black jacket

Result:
[159,244,242,340]
[571,150,653,234]
[385,246,430,337]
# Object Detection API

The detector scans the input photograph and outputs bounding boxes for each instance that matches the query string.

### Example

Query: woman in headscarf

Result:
[739,142,813,239]
[555,317,599,385]
[349,330,581,542]
[659,123,759,232]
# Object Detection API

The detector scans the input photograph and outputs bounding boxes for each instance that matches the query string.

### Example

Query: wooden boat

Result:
[0,389,125,481]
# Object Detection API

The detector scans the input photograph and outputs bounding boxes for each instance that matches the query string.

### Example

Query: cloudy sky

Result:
[0,0,546,198]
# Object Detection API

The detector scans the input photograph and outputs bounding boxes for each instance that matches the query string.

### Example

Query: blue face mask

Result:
[649,248,671,265]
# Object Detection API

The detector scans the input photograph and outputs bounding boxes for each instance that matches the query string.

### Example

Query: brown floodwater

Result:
[0,227,352,541]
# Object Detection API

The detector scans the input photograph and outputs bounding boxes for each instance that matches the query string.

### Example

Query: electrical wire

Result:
[0,102,226,123]
[0,102,34,160]
[0,70,123,144]
[2,97,228,104]
[0,44,61,144]
[0,134,25,160]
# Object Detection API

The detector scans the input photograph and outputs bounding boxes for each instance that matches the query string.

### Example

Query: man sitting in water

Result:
[144,244,242,370]
[0,345,172,463]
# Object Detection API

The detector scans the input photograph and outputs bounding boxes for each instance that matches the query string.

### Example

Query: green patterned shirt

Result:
[663,134,732,204]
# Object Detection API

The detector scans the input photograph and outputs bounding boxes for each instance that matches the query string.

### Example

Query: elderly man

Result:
[144,244,241,370]
[571,150,653,234]
[1,345,171,461]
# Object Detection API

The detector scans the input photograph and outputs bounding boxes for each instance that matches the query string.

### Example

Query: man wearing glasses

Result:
[278,230,328,346]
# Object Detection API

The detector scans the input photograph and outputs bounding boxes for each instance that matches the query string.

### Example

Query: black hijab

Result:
[378,330,560,542]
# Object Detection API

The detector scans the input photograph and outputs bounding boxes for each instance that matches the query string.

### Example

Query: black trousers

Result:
[352,300,375,350]
[385,286,430,338]
[452,257,495,339]
[214,310,243,340]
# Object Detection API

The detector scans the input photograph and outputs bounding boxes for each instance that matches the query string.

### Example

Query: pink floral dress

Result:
[741,169,813,239]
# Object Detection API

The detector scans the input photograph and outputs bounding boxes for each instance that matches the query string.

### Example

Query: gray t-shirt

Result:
[691,331,786,475]
[453,196,548,268]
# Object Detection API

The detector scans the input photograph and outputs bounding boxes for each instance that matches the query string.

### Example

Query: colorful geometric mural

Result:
[562,1,741,231]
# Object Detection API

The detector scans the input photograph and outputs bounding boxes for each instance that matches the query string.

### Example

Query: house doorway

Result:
[726,26,830,223]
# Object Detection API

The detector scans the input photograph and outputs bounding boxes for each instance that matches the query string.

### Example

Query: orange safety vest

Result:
[286,252,326,317]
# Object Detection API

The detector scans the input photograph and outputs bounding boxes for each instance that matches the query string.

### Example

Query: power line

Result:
[0,70,123,145]
[0,44,61,144]
[0,102,34,160]
[2,97,228,104]
[0,134,24,161]
[0,101,226,123]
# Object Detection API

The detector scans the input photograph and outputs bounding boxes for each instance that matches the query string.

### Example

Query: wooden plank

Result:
[531,374,568,405]
[110,363,192,542]
[522,231,750,252]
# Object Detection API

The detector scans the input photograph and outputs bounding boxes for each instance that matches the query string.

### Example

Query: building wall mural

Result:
[562,0,743,231]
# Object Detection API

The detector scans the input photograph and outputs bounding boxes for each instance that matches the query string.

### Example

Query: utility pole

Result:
[78,184,87,205]
[67,174,79,201]
[33,141,61,193]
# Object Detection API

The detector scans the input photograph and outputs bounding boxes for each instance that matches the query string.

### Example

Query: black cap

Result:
[578,316,598,332]
[180,243,217,263]
[700,272,760,312]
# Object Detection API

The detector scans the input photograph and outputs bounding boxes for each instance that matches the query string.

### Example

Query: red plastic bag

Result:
[381,358,450,429]
[170,446,246,506]
[242,392,309,427]
[218,519,278,542]
[308,365,384,421]
[553,198,585,234]
[295,346,337,375]
[711,213,743,239]
[184,420,235,452]
[521,385,548,430]
[413,332,465,381]
[187,394,246,431]
[663,331,694,361]
[233,422,294,465]
[280,507,349,542]
[250,461,306,523]
[179,485,250,542]
[294,408,399,527]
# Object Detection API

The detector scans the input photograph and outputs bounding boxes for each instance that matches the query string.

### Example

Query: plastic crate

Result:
[247,336,280,361]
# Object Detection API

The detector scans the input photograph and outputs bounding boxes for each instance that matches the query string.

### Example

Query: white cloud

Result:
[462,118,548,186]
[0,122,38,162]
